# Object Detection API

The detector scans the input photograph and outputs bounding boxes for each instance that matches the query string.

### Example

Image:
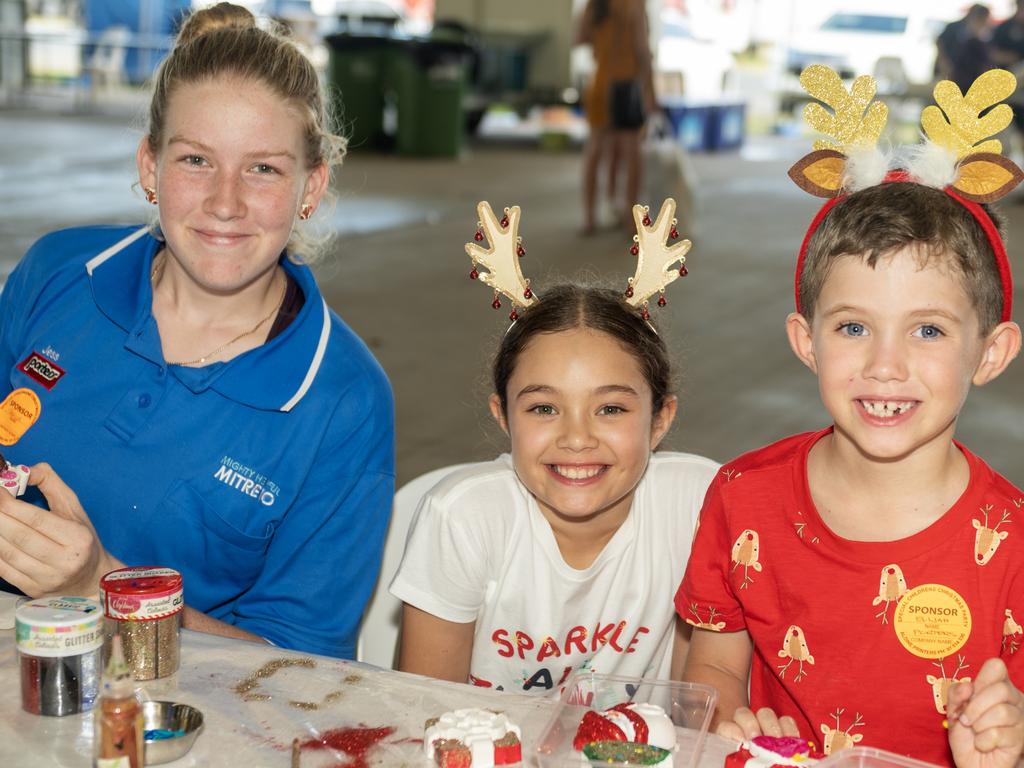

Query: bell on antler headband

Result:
[465,199,692,324]
[788,64,1023,322]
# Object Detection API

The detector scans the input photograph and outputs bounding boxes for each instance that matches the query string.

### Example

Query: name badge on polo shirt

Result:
[0,388,41,445]
[18,351,65,390]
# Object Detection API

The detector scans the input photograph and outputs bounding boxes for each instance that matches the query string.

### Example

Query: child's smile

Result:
[490,327,675,549]
[857,398,918,422]
[792,246,991,464]
[547,463,608,483]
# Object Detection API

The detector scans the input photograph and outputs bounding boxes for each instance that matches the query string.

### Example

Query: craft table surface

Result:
[0,625,737,767]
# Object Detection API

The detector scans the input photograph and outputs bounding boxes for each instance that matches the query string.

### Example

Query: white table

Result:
[0,623,736,767]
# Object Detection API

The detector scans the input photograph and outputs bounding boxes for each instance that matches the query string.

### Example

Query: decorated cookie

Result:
[725,736,823,768]
[424,708,522,767]
[573,702,678,766]
[582,740,672,765]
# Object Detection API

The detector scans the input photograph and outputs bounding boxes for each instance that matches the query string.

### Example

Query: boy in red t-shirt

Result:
[677,66,1024,767]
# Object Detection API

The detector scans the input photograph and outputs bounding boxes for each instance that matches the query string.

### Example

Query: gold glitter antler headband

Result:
[788,65,1021,322]
[788,64,888,197]
[623,199,692,321]
[466,201,537,322]
[922,69,1024,202]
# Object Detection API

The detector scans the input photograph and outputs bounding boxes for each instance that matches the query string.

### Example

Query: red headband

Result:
[795,172,1014,323]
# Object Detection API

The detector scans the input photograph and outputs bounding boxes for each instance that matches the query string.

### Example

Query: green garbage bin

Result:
[325,33,397,150]
[389,38,472,157]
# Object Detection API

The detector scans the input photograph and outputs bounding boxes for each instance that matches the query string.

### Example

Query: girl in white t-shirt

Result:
[390,283,718,695]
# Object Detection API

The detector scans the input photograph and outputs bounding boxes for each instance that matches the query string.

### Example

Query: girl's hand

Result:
[716,706,801,741]
[0,463,119,597]
[947,657,1024,768]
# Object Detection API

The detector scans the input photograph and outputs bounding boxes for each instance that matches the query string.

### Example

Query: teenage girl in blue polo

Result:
[0,2,393,658]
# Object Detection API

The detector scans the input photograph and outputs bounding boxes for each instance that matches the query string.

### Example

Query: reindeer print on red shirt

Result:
[820,708,865,754]
[972,505,1012,566]
[926,655,971,714]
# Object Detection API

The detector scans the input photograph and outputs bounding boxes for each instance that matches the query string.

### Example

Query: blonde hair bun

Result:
[176,2,255,46]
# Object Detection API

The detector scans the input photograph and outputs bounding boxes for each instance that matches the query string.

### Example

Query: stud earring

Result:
[144,187,158,205]
[299,203,314,221]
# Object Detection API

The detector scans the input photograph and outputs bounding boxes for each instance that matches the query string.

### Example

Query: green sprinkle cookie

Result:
[581,740,671,764]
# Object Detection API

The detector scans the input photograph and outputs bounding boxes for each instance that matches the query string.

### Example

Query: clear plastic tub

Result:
[818,747,941,768]
[535,671,717,768]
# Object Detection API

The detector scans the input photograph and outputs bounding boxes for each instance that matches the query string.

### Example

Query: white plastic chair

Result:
[356,464,471,668]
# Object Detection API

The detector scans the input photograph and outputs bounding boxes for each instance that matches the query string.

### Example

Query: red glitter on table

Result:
[299,725,396,768]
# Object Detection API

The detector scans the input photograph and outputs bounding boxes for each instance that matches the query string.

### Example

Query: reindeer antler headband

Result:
[789,65,1023,322]
[466,199,692,324]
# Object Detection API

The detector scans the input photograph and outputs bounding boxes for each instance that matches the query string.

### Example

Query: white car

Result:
[656,13,736,99]
[783,7,952,90]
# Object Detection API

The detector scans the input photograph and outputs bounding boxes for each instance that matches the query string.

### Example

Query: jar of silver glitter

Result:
[100,566,183,681]
[17,596,103,716]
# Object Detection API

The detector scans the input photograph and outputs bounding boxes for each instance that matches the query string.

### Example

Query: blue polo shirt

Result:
[0,225,395,658]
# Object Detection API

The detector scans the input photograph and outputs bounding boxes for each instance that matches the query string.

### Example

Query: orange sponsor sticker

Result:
[0,388,41,446]
[893,583,972,659]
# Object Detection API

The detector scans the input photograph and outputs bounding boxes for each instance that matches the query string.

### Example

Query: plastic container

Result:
[661,99,713,153]
[818,747,941,768]
[535,671,716,768]
[706,102,746,152]
[100,566,183,681]
[16,596,103,716]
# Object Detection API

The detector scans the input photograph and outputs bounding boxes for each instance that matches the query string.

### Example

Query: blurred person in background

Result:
[936,4,992,92]
[576,0,656,235]
[992,3,1024,151]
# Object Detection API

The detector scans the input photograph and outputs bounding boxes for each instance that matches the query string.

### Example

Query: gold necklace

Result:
[152,253,287,367]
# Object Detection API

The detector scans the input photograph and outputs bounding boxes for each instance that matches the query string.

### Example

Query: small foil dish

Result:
[535,671,716,768]
[142,700,204,765]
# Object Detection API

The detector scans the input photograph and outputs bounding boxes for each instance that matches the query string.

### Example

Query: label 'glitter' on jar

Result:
[100,566,183,681]
[16,596,103,716]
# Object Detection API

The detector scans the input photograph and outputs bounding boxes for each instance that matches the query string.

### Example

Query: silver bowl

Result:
[142,700,204,765]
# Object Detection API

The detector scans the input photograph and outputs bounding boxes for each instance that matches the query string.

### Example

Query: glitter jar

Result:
[16,596,103,716]
[100,567,183,681]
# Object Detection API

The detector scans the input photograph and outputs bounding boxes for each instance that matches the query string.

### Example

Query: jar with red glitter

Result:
[100,566,183,681]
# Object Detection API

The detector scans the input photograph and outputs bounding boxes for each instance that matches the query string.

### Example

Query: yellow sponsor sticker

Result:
[893,583,971,659]
[0,388,41,446]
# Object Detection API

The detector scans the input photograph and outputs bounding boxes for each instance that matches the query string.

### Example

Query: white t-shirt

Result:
[390,452,718,695]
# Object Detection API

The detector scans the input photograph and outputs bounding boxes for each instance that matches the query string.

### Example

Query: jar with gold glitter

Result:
[99,567,183,681]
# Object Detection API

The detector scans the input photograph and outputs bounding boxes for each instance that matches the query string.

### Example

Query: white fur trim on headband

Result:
[842,145,889,192]
[904,140,959,189]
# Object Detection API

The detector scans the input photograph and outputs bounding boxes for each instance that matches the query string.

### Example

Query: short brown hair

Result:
[799,182,1005,333]
[491,284,673,416]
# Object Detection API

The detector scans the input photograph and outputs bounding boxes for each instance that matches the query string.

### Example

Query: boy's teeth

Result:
[861,400,916,417]
[552,465,602,479]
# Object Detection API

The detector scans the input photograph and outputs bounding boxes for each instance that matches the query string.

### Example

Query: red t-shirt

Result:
[677,429,1024,766]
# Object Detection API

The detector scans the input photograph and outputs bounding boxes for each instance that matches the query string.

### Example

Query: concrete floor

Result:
[1,109,1022,487]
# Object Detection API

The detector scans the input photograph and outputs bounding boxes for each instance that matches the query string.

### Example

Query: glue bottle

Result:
[94,634,144,768]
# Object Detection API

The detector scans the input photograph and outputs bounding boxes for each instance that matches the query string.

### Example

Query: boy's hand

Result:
[717,706,801,741]
[947,658,1024,768]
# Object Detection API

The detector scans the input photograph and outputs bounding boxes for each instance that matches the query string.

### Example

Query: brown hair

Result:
[799,182,1005,333]
[491,284,673,416]
[146,2,345,260]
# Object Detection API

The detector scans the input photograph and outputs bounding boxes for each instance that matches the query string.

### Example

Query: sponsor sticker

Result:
[0,388,41,446]
[894,583,972,659]
[18,351,65,390]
